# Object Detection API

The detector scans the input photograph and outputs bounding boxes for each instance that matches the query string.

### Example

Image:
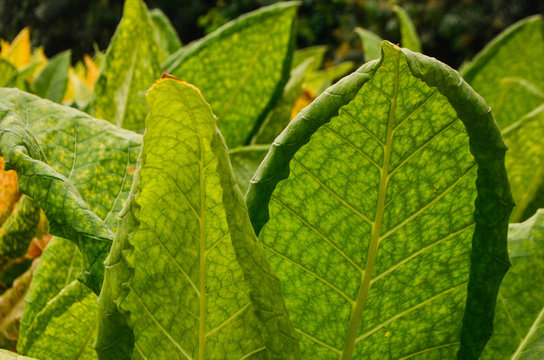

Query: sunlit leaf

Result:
[247,41,513,359]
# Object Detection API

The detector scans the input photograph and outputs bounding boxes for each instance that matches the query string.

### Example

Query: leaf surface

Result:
[247,42,513,359]
[461,16,544,222]
[163,2,298,147]
[461,15,544,129]
[96,78,299,359]
[33,50,71,104]
[0,89,142,293]
[502,105,544,222]
[481,209,544,359]
[92,0,162,132]
[18,237,83,346]
[21,280,98,360]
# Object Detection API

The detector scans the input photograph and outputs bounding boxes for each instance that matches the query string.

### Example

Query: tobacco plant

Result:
[0,0,543,359]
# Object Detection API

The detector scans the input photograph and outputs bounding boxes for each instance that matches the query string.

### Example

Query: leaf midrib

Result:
[340,50,400,360]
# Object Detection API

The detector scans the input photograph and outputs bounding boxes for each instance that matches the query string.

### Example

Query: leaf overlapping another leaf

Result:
[96,78,299,360]
[92,0,162,132]
[461,15,544,222]
[0,88,142,294]
[481,209,544,359]
[247,41,513,359]
[163,2,298,148]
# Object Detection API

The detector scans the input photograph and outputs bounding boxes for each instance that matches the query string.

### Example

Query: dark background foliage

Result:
[0,0,543,68]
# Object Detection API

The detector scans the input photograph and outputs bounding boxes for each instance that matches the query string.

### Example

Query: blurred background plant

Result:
[1,0,543,68]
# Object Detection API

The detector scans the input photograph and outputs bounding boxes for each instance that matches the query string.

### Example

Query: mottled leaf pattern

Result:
[93,0,162,132]
[461,15,544,222]
[96,78,299,360]
[461,15,544,129]
[163,2,298,147]
[247,42,513,359]
[482,209,544,359]
[0,88,142,293]
[21,281,98,360]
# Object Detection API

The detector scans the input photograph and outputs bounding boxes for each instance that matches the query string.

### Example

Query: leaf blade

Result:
[163,2,298,147]
[247,41,513,359]
[92,0,162,132]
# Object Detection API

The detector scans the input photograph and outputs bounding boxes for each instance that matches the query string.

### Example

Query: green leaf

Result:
[0,88,142,232]
[355,28,383,63]
[292,45,327,71]
[150,8,182,57]
[461,15,544,129]
[229,144,270,194]
[482,209,544,359]
[163,2,298,147]
[503,105,544,222]
[460,16,544,222]
[33,50,71,103]
[246,41,513,359]
[92,0,162,132]
[0,195,41,258]
[0,59,17,87]
[18,237,83,347]
[251,58,314,145]
[0,108,111,294]
[0,88,142,294]
[96,78,299,359]
[392,6,422,52]
[21,280,98,360]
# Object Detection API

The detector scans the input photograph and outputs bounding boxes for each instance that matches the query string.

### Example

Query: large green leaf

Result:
[92,0,162,132]
[481,209,544,359]
[20,280,98,360]
[33,50,71,104]
[461,15,544,129]
[0,88,142,293]
[150,8,182,58]
[460,16,544,222]
[0,88,142,232]
[163,2,298,147]
[96,78,299,359]
[502,105,544,222]
[18,237,83,348]
[246,42,513,359]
